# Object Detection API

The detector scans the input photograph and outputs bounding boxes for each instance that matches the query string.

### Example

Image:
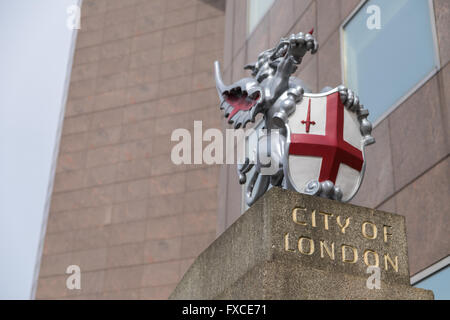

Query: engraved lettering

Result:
[319,240,335,260]
[362,221,377,240]
[319,211,333,230]
[341,244,358,263]
[383,225,392,243]
[285,207,401,275]
[284,233,296,252]
[363,249,379,267]
[336,216,351,234]
[298,236,314,255]
[292,207,307,225]
[311,210,316,228]
[384,253,399,272]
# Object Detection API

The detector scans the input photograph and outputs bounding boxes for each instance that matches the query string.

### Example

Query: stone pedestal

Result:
[170,187,433,299]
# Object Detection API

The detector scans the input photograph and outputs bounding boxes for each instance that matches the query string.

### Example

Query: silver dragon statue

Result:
[214,30,375,207]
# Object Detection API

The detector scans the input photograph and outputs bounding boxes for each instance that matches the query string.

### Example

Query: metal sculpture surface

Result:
[214,30,375,206]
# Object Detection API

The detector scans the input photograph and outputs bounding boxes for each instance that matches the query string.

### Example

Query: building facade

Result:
[36,0,225,299]
[217,0,449,295]
[36,0,449,299]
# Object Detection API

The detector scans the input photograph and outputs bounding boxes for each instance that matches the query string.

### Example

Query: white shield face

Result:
[284,88,365,201]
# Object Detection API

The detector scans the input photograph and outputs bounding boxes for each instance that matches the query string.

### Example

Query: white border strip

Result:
[411,255,450,285]
[30,0,83,300]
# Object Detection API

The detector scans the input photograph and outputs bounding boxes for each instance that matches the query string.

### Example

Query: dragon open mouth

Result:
[223,88,260,122]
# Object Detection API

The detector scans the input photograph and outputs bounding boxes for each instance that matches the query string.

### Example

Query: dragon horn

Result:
[214,61,226,94]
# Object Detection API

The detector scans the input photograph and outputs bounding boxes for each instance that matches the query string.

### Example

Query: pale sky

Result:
[0,0,79,299]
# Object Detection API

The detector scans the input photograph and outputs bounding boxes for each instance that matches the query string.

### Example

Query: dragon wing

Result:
[214,61,264,129]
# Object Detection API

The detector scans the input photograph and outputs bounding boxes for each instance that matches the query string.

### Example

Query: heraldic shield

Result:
[214,29,375,206]
[284,87,367,202]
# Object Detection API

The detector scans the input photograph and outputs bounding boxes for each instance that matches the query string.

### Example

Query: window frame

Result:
[410,255,450,285]
[339,0,441,128]
[246,0,276,37]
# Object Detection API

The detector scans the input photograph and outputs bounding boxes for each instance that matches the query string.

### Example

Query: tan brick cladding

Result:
[36,0,225,299]
[220,0,449,276]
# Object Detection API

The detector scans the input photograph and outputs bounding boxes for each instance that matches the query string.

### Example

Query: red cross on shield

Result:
[284,88,366,201]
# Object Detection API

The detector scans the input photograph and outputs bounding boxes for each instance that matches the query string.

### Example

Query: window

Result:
[247,0,275,35]
[412,256,450,300]
[342,0,439,123]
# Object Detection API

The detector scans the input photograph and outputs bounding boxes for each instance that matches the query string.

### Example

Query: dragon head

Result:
[244,29,318,83]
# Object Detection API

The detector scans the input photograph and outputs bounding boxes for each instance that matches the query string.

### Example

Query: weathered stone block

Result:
[170,187,433,300]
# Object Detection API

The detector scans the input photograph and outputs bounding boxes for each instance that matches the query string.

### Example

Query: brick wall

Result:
[36,0,225,299]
